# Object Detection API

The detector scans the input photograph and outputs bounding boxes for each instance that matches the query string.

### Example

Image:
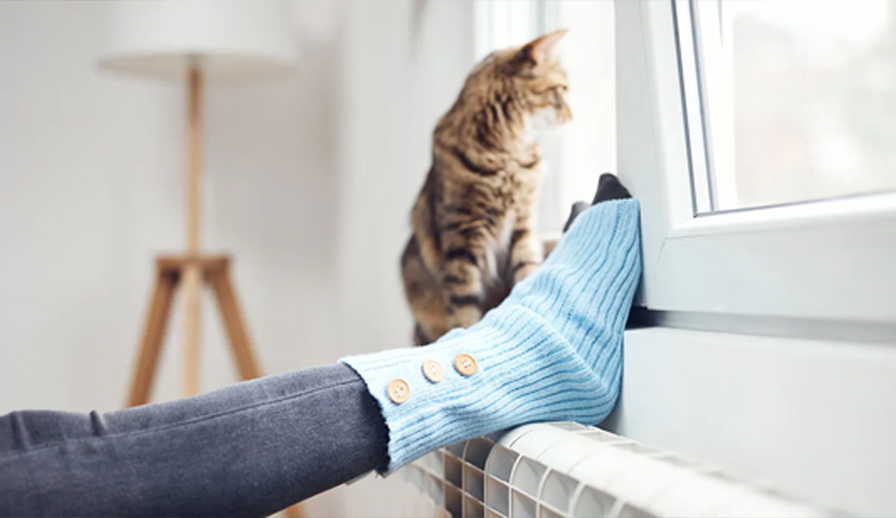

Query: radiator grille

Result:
[399,422,833,518]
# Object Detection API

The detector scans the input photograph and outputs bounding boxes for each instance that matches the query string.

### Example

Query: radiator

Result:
[397,422,835,518]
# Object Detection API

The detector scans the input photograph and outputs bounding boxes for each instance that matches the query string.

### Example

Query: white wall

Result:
[607,327,896,516]
[0,2,187,411]
[0,1,474,516]
[0,1,348,414]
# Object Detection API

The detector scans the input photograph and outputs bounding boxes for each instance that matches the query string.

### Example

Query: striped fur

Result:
[402,30,572,345]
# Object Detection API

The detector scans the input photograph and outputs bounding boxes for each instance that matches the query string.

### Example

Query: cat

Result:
[401,30,572,345]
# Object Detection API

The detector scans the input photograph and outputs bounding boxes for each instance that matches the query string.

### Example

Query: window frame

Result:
[616,0,896,324]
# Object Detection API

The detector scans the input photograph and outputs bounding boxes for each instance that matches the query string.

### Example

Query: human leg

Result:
[0,364,387,517]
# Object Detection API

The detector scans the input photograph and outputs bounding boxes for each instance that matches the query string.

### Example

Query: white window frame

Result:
[616,0,896,324]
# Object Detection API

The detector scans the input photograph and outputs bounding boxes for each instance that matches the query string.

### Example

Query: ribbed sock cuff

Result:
[342,305,619,472]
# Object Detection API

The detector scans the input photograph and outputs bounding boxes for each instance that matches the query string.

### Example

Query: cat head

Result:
[465,29,572,141]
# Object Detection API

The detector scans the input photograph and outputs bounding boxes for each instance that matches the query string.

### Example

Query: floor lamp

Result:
[99,6,303,515]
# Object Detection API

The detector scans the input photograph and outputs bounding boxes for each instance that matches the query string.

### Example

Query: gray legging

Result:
[0,364,387,517]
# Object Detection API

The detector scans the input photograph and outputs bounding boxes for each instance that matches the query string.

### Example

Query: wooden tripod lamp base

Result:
[126,254,260,407]
[122,68,304,518]
[126,68,250,405]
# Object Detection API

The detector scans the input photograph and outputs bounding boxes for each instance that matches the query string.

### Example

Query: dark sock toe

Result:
[592,173,632,204]
[562,174,633,233]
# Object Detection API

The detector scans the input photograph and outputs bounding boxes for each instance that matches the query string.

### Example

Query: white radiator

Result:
[397,422,835,518]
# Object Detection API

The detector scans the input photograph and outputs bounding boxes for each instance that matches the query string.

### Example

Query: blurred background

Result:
[0,1,486,514]
[0,0,465,409]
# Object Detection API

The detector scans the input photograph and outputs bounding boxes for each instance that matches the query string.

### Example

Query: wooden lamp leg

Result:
[181,65,204,398]
[127,269,177,407]
[212,267,262,380]
[181,266,203,397]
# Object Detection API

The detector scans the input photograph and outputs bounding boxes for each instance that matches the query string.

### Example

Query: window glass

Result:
[694,0,896,211]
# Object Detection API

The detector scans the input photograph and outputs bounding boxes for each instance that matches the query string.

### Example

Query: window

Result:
[617,0,896,323]
[476,1,895,324]
[681,0,896,212]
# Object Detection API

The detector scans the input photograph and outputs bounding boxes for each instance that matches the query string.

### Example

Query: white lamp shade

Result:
[98,1,298,82]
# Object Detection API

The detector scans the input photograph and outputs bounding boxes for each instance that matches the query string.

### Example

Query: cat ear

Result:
[520,29,568,65]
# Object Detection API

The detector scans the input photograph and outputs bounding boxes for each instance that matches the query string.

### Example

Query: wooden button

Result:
[387,378,410,404]
[454,353,478,376]
[422,360,444,383]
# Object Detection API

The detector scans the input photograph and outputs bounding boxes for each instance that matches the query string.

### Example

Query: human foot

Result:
[343,199,641,471]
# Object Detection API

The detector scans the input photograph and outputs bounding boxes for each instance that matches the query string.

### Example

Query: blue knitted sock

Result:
[342,199,641,472]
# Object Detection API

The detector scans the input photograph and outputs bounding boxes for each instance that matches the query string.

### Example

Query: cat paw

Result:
[513,262,541,284]
[448,305,483,329]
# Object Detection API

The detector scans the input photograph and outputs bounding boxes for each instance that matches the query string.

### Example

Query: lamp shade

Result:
[98,1,298,82]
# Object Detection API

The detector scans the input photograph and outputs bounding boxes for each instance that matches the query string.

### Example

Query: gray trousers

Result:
[0,364,388,517]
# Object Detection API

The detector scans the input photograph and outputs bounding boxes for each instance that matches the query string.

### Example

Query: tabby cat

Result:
[401,30,572,345]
